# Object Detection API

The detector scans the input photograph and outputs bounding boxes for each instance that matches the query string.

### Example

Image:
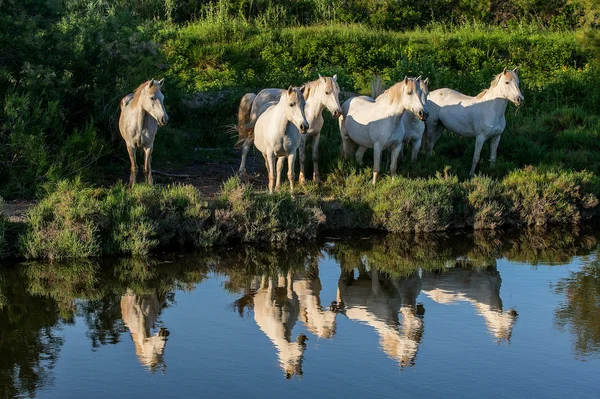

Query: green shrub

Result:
[503,167,600,226]
[21,180,213,260]
[215,177,326,243]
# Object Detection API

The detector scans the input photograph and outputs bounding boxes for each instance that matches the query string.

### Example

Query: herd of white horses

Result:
[119,68,524,190]
[121,265,517,377]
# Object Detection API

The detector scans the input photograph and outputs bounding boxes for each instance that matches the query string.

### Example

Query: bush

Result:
[215,177,326,243]
[21,180,213,260]
[503,166,600,226]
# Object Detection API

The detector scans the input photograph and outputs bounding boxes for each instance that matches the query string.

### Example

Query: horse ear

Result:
[513,67,519,75]
[404,76,408,84]
[416,75,422,81]
[424,77,429,86]
[299,85,306,94]
[158,78,165,87]
[503,67,508,74]
[319,74,326,82]
[288,86,293,95]
[148,79,155,88]
[333,74,337,81]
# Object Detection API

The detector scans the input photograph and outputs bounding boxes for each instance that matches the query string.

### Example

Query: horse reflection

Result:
[252,273,307,379]
[337,266,424,369]
[120,291,170,372]
[293,266,338,339]
[421,266,517,342]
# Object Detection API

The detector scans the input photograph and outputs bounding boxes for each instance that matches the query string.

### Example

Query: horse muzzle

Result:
[332,109,342,118]
[300,122,309,133]
[514,97,524,107]
[158,115,169,126]
[417,109,429,121]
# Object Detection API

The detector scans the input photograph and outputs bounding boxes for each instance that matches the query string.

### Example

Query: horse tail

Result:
[371,76,385,99]
[234,92,257,149]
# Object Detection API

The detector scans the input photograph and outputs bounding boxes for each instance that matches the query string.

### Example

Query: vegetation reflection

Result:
[1,226,600,393]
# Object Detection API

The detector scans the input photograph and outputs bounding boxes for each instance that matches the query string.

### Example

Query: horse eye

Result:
[325,91,331,95]
[407,91,412,95]
[289,103,294,107]
[505,82,510,85]
[150,96,156,100]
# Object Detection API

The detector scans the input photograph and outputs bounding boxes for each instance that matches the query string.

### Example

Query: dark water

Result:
[2,228,600,399]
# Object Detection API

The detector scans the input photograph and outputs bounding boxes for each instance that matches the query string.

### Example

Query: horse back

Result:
[251,88,285,122]
[120,93,134,110]
[429,88,474,106]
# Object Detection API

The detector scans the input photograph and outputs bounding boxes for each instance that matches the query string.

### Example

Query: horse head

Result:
[400,77,429,121]
[283,86,309,133]
[140,78,169,126]
[315,74,342,118]
[494,67,524,107]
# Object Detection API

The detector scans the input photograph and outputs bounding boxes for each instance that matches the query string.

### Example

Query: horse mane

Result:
[475,89,488,99]
[130,80,160,108]
[302,77,337,100]
[379,80,416,105]
[476,70,519,99]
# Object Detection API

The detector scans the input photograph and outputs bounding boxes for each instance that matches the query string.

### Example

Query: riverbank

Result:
[2,164,599,261]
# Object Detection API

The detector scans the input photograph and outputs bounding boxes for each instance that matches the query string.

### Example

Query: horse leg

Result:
[239,137,253,174]
[275,156,285,192]
[390,142,402,179]
[339,117,355,159]
[470,135,487,177]
[355,146,367,165]
[262,152,269,174]
[143,147,153,185]
[287,152,296,194]
[312,133,321,183]
[373,142,382,184]
[489,134,502,169]
[267,152,276,194]
[412,131,423,162]
[299,134,307,185]
[426,119,443,157]
[126,145,137,187]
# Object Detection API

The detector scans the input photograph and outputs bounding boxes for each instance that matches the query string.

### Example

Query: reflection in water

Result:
[252,273,307,379]
[555,260,600,358]
[0,268,64,398]
[293,266,337,339]
[1,226,600,394]
[338,267,424,369]
[120,291,170,372]
[421,267,517,343]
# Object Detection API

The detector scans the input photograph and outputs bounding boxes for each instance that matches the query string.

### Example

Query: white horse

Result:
[425,68,524,176]
[339,77,429,184]
[119,79,169,186]
[236,75,342,183]
[253,86,309,194]
[372,76,430,162]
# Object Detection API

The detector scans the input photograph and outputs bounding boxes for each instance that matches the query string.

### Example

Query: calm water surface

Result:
[1,229,600,398]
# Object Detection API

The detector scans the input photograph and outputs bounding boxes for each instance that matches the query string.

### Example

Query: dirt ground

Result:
[151,150,269,197]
